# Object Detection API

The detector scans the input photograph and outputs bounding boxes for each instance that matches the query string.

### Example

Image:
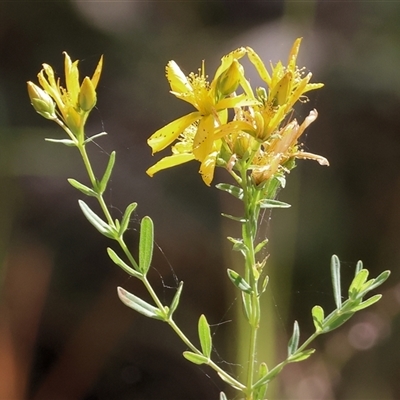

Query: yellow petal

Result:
[193,114,214,161]
[216,93,259,111]
[166,60,192,93]
[148,111,201,153]
[288,38,302,70]
[213,47,246,82]
[146,153,195,176]
[91,55,103,89]
[294,151,329,166]
[247,47,271,86]
[63,52,80,105]
[199,149,219,186]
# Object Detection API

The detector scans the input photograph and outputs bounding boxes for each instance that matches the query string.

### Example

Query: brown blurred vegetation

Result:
[0,1,400,399]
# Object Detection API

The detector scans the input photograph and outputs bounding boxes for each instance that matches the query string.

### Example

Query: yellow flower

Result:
[147,48,257,185]
[251,110,329,185]
[147,120,223,186]
[244,38,324,141]
[29,52,103,138]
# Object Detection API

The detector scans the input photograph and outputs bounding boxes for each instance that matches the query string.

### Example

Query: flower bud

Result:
[27,81,56,120]
[215,60,242,97]
[78,77,97,112]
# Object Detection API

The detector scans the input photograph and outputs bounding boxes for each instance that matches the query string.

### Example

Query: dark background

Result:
[1,1,400,399]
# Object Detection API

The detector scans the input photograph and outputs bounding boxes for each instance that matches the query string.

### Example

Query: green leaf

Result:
[260,275,269,294]
[169,281,184,317]
[107,247,141,277]
[68,178,97,197]
[254,238,268,254]
[45,137,77,146]
[227,269,252,294]
[254,363,269,400]
[183,351,208,365]
[258,199,291,208]
[117,287,163,320]
[363,270,391,293]
[349,269,369,299]
[355,260,363,275]
[217,371,244,391]
[139,216,154,274]
[227,237,248,254]
[312,305,324,332]
[216,183,243,200]
[288,320,300,356]
[288,348,315,363]
[241,292,252,322]
[83,131,108,144]
[78,200,117,239]
[221,213,246,223]
[253,364,284,388]
[219,392,228,400]
[352,294,382,311]
[198,314,212,358]
[119,202,138,236]
[98,151,116,194]
[323,311,354,333]
[331,255,342,309]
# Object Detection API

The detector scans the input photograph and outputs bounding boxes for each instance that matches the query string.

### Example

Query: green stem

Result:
[239,167,262,400]
[70,126,246,394]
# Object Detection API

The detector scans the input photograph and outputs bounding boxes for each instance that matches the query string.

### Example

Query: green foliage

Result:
[138,216,154,275]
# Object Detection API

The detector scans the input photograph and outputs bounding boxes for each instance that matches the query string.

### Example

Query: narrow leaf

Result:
[217,371,244,391]
[215,183,243,200]
[260,275,269,294]
[254,238,268,254]
[349,269,369,299]
[331,255,342,309]
[288,348,315,363]
[68,178,97,197]
[139,216,154,274]
[219,392,228,400]
[169,281,184,317]
[107,247,141,277]
[355,260,363,275]
[117,287,163,320]
[258,199,291,208]
[45,137,77,146]
[352,294,382,311]
[312,305,324,332]
[254,363,269,400]
[183,351,208,365]
[287,320,300,356]
[363,270,390,293]
[227,237,248,254]
[83,131,107,144]
[221,213,246,223]
[323,311,354,333]
[198,314,212,358]
[241,292,252,322]
[119,202,138,236]
[98,151,116,194]
[227,269,252,294]
[78,200,117,239]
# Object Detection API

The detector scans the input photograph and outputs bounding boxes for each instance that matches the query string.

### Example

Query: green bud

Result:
[27,81,56,120]
[78,76,97,112]
[216,60,242,97]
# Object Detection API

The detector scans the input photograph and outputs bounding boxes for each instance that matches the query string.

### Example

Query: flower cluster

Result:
[27,52,103,144]
[147,38,328,186]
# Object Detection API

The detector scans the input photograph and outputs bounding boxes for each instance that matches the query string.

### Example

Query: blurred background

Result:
[1,1,400,399]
